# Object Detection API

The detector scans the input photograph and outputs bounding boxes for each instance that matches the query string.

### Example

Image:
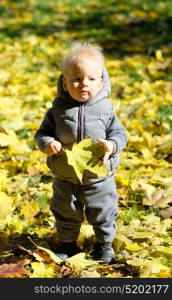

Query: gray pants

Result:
[50,176,118,243]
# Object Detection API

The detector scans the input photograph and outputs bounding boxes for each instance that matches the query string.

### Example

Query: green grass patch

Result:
[119,203,139,224]
[157,105,172,133]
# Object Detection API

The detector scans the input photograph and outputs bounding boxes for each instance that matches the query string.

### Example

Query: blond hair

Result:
[62,42,104,76]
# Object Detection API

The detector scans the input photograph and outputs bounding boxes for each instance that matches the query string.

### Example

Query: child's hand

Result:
[97,139,114,164]
[44,141,62,156]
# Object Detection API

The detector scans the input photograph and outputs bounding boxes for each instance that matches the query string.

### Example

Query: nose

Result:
[81,78,89,86]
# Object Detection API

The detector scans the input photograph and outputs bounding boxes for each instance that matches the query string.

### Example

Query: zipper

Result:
[77,104,85,142]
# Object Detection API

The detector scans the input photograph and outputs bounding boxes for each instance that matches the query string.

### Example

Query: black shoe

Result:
[90,242,115,264]
[55,241,80,259]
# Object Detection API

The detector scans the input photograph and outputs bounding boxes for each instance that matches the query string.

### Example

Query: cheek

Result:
[72,82,79,88]
[66,83,78,94]
[65,82,72,92]
[69,84,79,93]
[93,82,102,92]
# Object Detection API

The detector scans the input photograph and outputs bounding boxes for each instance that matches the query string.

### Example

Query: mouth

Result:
[80,91,89,94]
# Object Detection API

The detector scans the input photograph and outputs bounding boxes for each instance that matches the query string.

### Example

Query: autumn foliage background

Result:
[0,0,172,278]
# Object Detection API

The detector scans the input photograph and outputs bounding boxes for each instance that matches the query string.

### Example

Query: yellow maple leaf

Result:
[142,131,156,149]
[141,148,154,160]
[0,192,13,218]
[0,131,18,147]
[125,243,143,252]
[65,138,108,183]
[152,246,172,258]
[30,262,58,278]
[156,270,171,278]
[66,252,98,272]
[0,170,9,191]
[140,259,170,278]
[20,201,40,219]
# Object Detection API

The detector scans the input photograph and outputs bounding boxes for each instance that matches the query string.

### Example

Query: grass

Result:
[157,105,172,133]
[119,203,139,224]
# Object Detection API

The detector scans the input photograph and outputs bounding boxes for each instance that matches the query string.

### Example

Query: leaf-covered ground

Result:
[0,0,172,278]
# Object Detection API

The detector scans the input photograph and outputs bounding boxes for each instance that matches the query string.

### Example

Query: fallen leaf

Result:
[18,245,45,263]
[151,189,164,204]
[125,243,143,252]
[27,166,40,175]
[30,262,58,278]
[0,191,13,218]
[106,271,123,278]
[60,265,73,277]
[0,259,30,278]
[20,201,40,219]
[80,269,101,278]
[151,246,172,259]
[140,259,170,278]
[66,252,98,272]
[0,130,18,147]
[27,237,62,264]
[153,194,172,208]
[159,207,172,219]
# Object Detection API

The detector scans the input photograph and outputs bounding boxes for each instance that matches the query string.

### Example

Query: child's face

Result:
[63,57,102,102]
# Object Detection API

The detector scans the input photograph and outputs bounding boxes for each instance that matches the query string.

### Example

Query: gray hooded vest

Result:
[35,67,128,184]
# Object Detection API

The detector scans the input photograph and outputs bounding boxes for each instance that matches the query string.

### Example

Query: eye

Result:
[89,77,96,81]
[73,77,81,82]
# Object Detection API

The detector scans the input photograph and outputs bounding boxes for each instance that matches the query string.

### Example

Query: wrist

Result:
[108,140,117,154]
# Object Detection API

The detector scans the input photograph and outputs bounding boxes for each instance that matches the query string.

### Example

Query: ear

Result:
[62,77,68,91]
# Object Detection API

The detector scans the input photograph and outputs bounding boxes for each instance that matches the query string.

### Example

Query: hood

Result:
[57,66,111,106]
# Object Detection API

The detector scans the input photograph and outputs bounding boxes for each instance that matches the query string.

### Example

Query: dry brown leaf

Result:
[0,259,30,278]
[18,245,45,263]
[151,189,164,204]
[159,207,172,219]
[27,166,40,175]
[153,194,172,208]
[60,265,73,278]
[27,237,62,264]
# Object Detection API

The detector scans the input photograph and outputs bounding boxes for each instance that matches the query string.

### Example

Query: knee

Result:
[86,206,118,226]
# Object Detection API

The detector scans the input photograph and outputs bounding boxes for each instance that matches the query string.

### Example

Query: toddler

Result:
[35,42,128,264]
